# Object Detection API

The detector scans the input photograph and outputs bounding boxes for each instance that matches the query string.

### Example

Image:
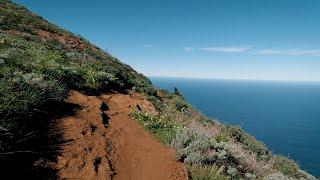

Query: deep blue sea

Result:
[150,77,320,177]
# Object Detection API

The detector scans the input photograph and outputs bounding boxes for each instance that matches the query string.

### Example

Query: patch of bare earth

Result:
[37,29,86,51]
[49,90,188,180]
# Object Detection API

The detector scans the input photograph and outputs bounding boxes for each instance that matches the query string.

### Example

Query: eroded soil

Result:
[49,91,188,180]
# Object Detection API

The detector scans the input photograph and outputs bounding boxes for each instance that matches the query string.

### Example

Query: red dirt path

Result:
[50,90,188,180]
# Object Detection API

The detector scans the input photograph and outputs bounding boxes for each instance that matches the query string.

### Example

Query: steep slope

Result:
[0,0,156,178]
[0,0,316,179]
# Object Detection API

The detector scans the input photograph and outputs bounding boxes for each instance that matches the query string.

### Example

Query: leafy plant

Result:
[188,164,229,180]
[222,125,270,160]
[271,155,315,179]
[131,112,178,144]
[272,155,300,176]
[171,128,229,164]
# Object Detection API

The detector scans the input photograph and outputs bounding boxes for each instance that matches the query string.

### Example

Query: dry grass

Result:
[227,140,272,177]
[188,164,229,180]
[135,94,316,179]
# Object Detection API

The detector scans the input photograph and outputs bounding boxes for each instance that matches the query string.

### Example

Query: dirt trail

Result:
[50,90,188,180]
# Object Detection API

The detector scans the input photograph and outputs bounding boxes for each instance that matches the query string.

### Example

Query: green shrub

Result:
[188,164,230,180]
[222,125,270,160]
[271,156,316,179]
[173,87,182,97]
[171,128,229,164]
[214,129,229,143]
[131,112,178,144]
[272,155,299,176]
[226,166,238,177]
[147,95,164,111]
[172,95,188,112]
[263,173,293,180]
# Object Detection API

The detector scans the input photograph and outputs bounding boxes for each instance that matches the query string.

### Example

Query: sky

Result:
[14,0,320,81]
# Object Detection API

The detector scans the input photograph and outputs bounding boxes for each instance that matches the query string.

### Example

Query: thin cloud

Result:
[255,49,320,56]
[199,46,252,53]
[184,47,194,52]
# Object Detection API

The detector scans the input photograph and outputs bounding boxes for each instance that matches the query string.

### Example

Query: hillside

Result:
[0,0,316,179]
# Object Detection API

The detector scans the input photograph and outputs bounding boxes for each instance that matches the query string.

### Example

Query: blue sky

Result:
[15,0,320,81]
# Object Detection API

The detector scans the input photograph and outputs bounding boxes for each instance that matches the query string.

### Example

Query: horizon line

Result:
[147,75,320,83]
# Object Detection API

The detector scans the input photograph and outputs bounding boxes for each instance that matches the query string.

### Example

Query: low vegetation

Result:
[221,125,270,160]
[0,27,155,153]
[188,164,230,180]
[0,0,155,177]
[132,112,178,144]
[132,89,316,179]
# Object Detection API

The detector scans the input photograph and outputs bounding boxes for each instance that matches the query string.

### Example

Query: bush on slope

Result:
[0,0,155,177]
[133,90,316,180]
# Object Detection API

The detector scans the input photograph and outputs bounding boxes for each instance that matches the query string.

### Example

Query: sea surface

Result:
[150,77,320,176]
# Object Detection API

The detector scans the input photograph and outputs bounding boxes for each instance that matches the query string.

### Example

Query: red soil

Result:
[50,90,188,180]
[37,30,85,51]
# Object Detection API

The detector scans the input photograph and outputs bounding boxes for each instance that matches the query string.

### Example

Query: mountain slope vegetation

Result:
[0,0,316,179]
[0,0,155,178]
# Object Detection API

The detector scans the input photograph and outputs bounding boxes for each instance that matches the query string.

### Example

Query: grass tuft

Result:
[188,164,229,180]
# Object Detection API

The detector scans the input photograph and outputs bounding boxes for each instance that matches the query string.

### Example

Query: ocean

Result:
[150,77,320,176]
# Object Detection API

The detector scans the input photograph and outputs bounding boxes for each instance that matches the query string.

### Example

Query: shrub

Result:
[131,112,178,144]
[147,95,164,111]
[214,129,229,143]
[227,142,271,177]
[270,156,316,180]
[226,166,238,177]
[173,87,182,97]
[172,95,188,112]
[188,164,230,180]
[222,125,270,160]
[272,155,300,176]
[171,128,229,164]
[263,173,293,180]
[158,99,206,127]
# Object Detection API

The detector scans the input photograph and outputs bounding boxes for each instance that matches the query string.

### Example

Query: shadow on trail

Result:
[0,101,80,180]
